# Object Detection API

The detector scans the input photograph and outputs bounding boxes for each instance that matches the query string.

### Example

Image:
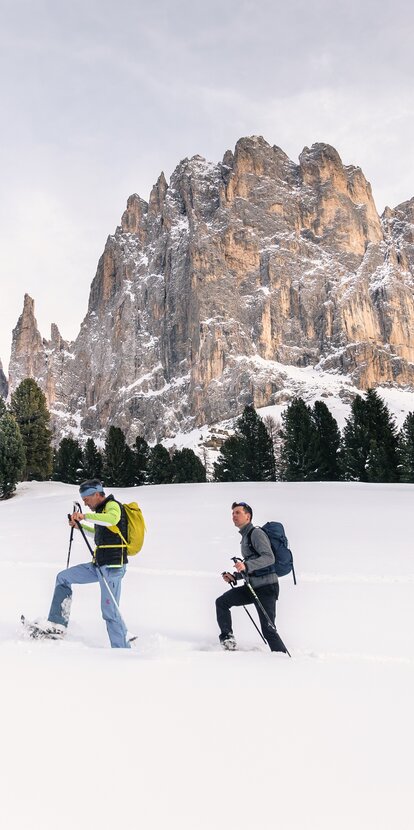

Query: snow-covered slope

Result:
[1,480,413,829]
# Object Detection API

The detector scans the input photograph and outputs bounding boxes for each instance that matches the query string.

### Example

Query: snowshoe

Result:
[220,634,237,651]
[21,615,66,640]
[127,631,138,646]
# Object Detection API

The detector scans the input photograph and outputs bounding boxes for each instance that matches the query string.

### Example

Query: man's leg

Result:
[97,566,130,649]
[255,584,287,652]
[215,584,252,640]
[48,563,99,628]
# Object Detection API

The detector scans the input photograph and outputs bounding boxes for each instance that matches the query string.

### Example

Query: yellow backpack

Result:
[111,502,146,556]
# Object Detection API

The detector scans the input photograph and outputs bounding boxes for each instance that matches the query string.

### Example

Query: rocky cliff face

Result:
[0,359,7,399]
[7,136,414,442]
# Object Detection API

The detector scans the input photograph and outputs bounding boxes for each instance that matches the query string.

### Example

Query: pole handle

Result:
[222,571,237,586]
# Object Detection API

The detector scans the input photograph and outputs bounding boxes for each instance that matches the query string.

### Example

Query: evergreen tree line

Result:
[214,393,414,483]
[53,427,207,487]
[0,379,206,497]
[3,378,414,498]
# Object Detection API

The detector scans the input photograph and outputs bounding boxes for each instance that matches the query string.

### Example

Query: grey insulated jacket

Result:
[238,522,278,588]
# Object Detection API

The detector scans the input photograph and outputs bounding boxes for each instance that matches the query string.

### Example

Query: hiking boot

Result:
[220,633,237,651]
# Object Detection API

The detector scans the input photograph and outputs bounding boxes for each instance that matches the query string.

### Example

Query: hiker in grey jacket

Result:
[215,501,287,652]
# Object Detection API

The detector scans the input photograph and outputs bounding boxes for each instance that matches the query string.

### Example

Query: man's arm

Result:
[83,501,121,527]
[70,501,121,532]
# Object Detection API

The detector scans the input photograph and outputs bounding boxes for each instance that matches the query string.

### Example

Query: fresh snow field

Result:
[1,480,413,830]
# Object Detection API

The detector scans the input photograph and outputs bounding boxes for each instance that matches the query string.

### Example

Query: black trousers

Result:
[215,582,287,652]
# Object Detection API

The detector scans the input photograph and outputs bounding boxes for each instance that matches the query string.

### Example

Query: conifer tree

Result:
[398,412,414,482]
[0,411,26,499]
[133,436,151,485]
[213,435,246,482]
[311,400,342,480]
[103,426,135,486]
[262,414,282,478]
[214,405,276,482]
[53,437,83,483]
[10,378,52,480]
[342,389,399,482]
[279,398,318,481]
[147,444,173,484]
[341,394,370,481]
[365,389,399,482]
[237,405,276,480]
[81,438,103,480]
[171,448,207,483]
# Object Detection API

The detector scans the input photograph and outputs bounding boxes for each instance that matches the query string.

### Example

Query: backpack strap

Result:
[246,527,256,554]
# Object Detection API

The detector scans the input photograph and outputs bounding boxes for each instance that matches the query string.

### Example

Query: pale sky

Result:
[1,0,413,369]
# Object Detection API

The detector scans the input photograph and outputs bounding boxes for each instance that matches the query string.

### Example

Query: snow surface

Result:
[1,480,413,830]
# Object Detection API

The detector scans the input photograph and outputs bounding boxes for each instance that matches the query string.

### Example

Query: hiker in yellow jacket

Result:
[45,479,131,647]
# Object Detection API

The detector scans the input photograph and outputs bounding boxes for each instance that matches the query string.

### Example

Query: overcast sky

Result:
[1,0,413,368]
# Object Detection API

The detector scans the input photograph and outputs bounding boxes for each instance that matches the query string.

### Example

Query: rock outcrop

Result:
[7,137,414,442]
[0,359,7,399]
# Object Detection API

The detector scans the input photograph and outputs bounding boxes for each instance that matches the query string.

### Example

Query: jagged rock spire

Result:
[8,295,71,410]
[8,295,45,390]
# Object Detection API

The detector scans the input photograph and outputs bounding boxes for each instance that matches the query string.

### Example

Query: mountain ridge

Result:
[6,135,414,442]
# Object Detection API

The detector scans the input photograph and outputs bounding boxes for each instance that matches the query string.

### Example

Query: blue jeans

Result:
[48,562,130,648]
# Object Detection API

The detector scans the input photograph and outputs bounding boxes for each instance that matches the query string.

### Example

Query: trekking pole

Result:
[232,558,291,657]
[222,572,267,644]
[66,522,74,568]
[66,502,80,568]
